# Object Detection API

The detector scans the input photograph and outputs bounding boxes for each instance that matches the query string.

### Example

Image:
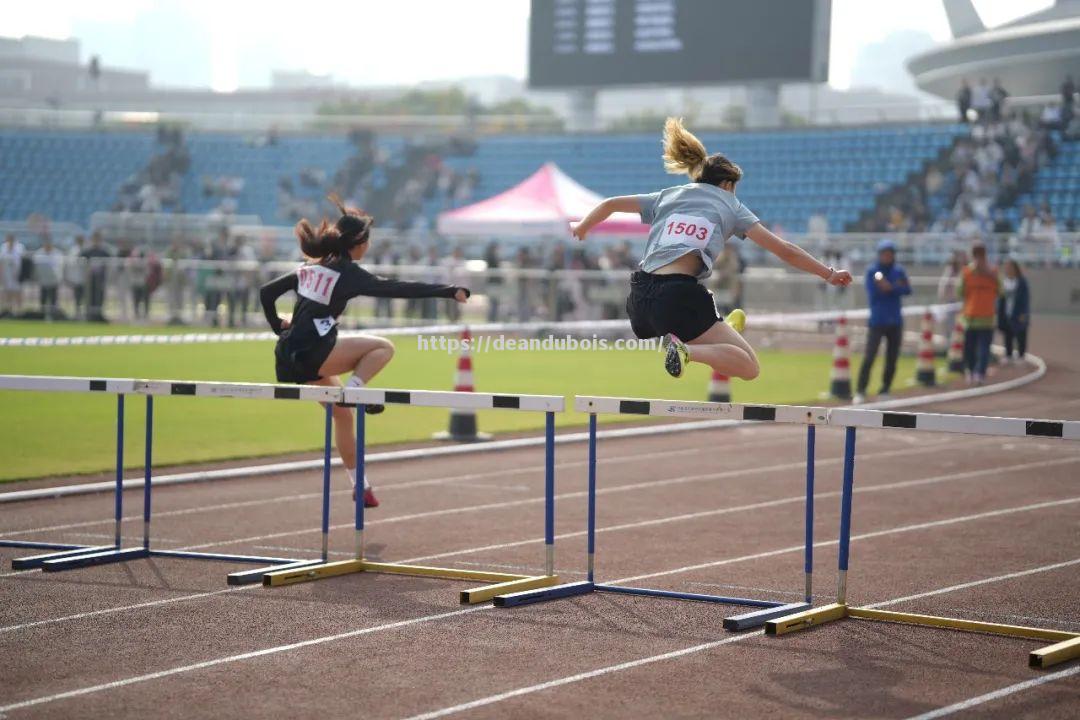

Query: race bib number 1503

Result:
[657,213,716,250]
[296,264,341,305]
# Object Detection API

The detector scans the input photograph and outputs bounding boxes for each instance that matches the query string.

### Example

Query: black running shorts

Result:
[274,334,336,384]
[625,271,720,343]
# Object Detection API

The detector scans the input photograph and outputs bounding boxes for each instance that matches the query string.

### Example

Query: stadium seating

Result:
[0,129,156,224]
[0,122,1019,233]
[1020,134,1080,224]
[443,125,970,232]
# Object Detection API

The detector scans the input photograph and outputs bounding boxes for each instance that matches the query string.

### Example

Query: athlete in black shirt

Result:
[261,197,470,506]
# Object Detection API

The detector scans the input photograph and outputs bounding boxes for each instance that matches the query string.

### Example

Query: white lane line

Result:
[0,606,490,714]
[609,496,1080,586]
[1,457,1074,636]
[141,454,1076,568]
[405,634,757,720]
[0,420,803,505]
[397,556,1080,720]
[0,437,794,538]
[903,667,1080,720]
[0,587,253,634]
[1,511,1075,712]
[171,440,962,551]
[864,558,1080,609]
[392,455,1080,566]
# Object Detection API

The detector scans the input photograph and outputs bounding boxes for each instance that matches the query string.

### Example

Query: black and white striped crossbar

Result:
[574,396,829,425]
[132,380,341,402]
[829,408,1080,441]
[0,375,138,394]
[343,387,564,413]
[574,395,1079,441]
[0,375,564,413]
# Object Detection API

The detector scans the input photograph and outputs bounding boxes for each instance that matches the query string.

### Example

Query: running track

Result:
[1,319,1078,719]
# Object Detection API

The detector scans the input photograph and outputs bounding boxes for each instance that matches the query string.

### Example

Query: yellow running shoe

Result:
[724,308,747,333]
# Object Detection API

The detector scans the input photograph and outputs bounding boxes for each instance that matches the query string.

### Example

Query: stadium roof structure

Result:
[436,162,648,237]
[907,0,1080,98]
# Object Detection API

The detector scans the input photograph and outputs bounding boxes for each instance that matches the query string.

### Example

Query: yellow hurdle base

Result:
[765,603,849,636]
[261,558,557,605]
[460,575,561,605]
[1030,636,1080,669]
[766,603,1080,669]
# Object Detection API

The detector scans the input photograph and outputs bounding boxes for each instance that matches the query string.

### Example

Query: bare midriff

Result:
[651,252,704,277]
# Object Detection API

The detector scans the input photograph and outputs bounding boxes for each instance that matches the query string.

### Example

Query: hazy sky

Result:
[5,0,1054,92]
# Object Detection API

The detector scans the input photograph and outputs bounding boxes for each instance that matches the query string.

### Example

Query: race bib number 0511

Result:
[657,214,715,250]
[297,264,341,305]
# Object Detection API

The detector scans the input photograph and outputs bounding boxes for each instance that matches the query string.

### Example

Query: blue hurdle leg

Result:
[143,395,153,551]
[321,403,332,563]
[10,545,112,570]
[723,602,811,631]
[837,426,857,604]
[595,585,787,608]
[42,547,151,571]
[494,581,596,607]
[356,403,365,560]
[587,413,597,582]
[805,424,815,604]
[115,393,124,548]
[544,411,555,577]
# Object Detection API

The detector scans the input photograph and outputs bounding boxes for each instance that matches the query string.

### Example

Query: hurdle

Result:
[255,386,565,604]
[766,407,1080,669]
[0,375,329,576]
[494,395,825,630]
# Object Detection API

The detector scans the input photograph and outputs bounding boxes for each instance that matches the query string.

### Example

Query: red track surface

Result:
[2,319,1079,719]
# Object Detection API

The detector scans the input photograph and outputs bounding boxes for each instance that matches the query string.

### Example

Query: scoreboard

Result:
[528,0,831,89]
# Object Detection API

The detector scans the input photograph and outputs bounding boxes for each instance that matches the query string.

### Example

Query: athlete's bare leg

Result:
[683,321,760,380]
[317,334,395,382]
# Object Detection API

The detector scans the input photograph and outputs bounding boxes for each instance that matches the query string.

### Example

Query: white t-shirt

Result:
[0,241,25,289]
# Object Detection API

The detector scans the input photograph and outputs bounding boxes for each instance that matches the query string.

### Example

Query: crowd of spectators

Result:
[113,125,190,214]
[859,76,1077,249]
[277,130,481,233]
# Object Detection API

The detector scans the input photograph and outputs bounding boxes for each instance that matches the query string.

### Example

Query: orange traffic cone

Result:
[915,310,937,386]
[829,315,852,400]
[946,318,964,373]
[434,327,491,442]
[707,370,731,402]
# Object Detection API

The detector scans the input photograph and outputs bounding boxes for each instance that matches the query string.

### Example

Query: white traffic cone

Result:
[830,315,852,400]
[707,370,731,403]
[915,310,937,387]
[434,327,491,442]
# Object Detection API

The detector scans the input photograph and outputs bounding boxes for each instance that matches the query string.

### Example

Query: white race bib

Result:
[296,264,341,305]
[313,316,337,337]
[657,213,715,250]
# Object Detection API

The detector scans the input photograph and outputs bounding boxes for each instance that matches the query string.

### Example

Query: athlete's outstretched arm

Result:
[745,223,852,286]
[572,196,641,241]
[259,271,298,334]
[347,266,470,302]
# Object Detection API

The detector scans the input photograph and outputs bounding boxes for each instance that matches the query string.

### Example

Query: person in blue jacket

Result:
[997,257,1030,363]
[855,239,911,403]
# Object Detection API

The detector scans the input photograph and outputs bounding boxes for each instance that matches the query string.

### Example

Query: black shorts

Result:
[274,334,336,384]
[625,271,720,342]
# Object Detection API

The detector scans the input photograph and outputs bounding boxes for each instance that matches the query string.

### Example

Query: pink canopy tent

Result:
[436,162,649,237]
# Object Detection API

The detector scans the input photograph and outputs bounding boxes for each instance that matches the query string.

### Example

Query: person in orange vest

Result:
[958,243,1001,386]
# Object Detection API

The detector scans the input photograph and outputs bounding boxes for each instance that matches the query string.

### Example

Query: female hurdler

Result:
[573,118,852,379]
[261,197,470,507]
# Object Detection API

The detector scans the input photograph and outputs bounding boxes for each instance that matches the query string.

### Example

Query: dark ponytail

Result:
[295,194,374,260]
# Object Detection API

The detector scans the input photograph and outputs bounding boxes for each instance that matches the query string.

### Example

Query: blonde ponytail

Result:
[662,117,707,180]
